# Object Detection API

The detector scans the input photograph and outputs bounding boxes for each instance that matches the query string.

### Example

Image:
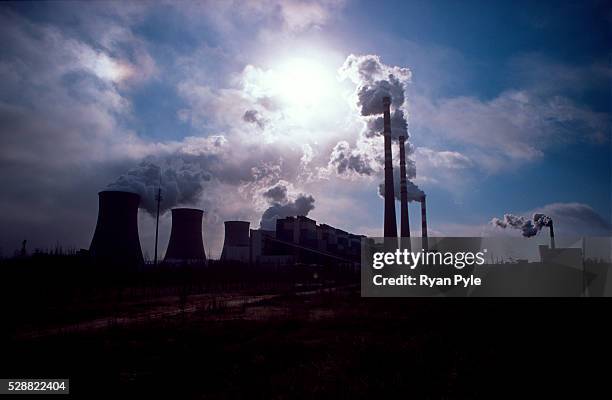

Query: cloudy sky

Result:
[0,0,610,258]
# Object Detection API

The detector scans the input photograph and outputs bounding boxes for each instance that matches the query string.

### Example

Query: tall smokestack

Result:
[549,220,555,249]
[383,96,397,238]
[221,221,250,263]
[164,208,206,263]
[421,194,428,251]
[398,135,410,239]
[89,191,144,264]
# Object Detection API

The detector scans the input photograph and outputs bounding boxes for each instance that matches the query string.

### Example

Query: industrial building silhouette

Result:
[164,208,207,263]
[89,191,144,264]
[88,97,430,266]
[88,194,362,267]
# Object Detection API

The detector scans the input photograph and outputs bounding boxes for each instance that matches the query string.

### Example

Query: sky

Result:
[0,0,610,259]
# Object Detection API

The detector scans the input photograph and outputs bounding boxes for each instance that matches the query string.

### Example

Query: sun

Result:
[273,57,336,108]
[243,52,349,135]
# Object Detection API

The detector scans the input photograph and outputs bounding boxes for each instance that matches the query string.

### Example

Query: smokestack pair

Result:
[382,97,427,245]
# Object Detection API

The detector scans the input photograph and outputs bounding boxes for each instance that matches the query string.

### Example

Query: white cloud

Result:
[415,147,472,170]
[411,89,610,172]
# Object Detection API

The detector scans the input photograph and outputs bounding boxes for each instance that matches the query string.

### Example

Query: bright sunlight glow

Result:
[243,52,350,139]
[273,57,336,108]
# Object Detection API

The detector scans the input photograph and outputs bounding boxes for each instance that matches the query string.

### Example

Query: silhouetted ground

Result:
[2,256,610,398]
[3,283,610,399]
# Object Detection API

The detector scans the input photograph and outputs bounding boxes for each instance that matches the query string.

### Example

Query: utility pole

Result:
[154,173,162,267]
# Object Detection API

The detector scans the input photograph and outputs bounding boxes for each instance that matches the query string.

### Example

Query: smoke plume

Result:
[378,177,424,202]
[328,141,376,176]
[339,54,411,138]
[262,181,289,203]
[243,109,267,128]
[106,160,211,215]
[365,109,409,139]
[259,194,315,230]
[491,213,552,237]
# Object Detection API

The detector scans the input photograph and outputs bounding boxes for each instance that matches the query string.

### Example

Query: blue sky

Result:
[0,0,610,257]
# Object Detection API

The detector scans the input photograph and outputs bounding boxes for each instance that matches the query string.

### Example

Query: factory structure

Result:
[85,96,584,272]
[225,216,363,268]
[88,96,426,267]
[88,191,362,268]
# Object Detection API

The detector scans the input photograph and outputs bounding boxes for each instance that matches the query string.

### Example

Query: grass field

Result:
[4,281,608,398]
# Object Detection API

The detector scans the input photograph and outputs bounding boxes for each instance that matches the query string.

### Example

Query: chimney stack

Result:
[164,208,206,263]
[383,96,397,238]
[89,191,143,264]
[398,135,410,239]
[420,194,428,251]
[548,220,555,249]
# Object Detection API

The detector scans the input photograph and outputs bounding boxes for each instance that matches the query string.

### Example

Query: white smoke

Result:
[491,213,552,237]
[339,54,411,139]
[365,109,409,140]
[106,159,211,215]
[356,77,405,116]
[378,178,424,202]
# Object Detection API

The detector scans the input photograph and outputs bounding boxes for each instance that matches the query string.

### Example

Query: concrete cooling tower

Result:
[89,190,144,264]
[164,208,207,263]
[221,221,250,263]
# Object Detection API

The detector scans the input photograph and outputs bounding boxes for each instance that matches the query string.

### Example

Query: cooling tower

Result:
[383,96,398,238]
[89,190,144,264]
[221,221,250,262]
[398,135,410,238]
[164,208,206,263]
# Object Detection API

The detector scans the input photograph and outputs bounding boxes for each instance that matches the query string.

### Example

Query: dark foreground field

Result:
[3,281,610,399]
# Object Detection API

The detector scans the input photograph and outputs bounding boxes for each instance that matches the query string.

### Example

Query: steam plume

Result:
[328,140,376,176]
[379,178,424,202]
[339,54,411,139]
[491,213,553,237]
[259,194,315,230]
[106,160,211,215]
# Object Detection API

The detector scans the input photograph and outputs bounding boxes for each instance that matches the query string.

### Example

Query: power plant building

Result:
[247,216,364,268]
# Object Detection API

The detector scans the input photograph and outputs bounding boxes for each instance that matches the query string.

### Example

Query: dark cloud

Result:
[262,182,288,203]
[243,109,267,128]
